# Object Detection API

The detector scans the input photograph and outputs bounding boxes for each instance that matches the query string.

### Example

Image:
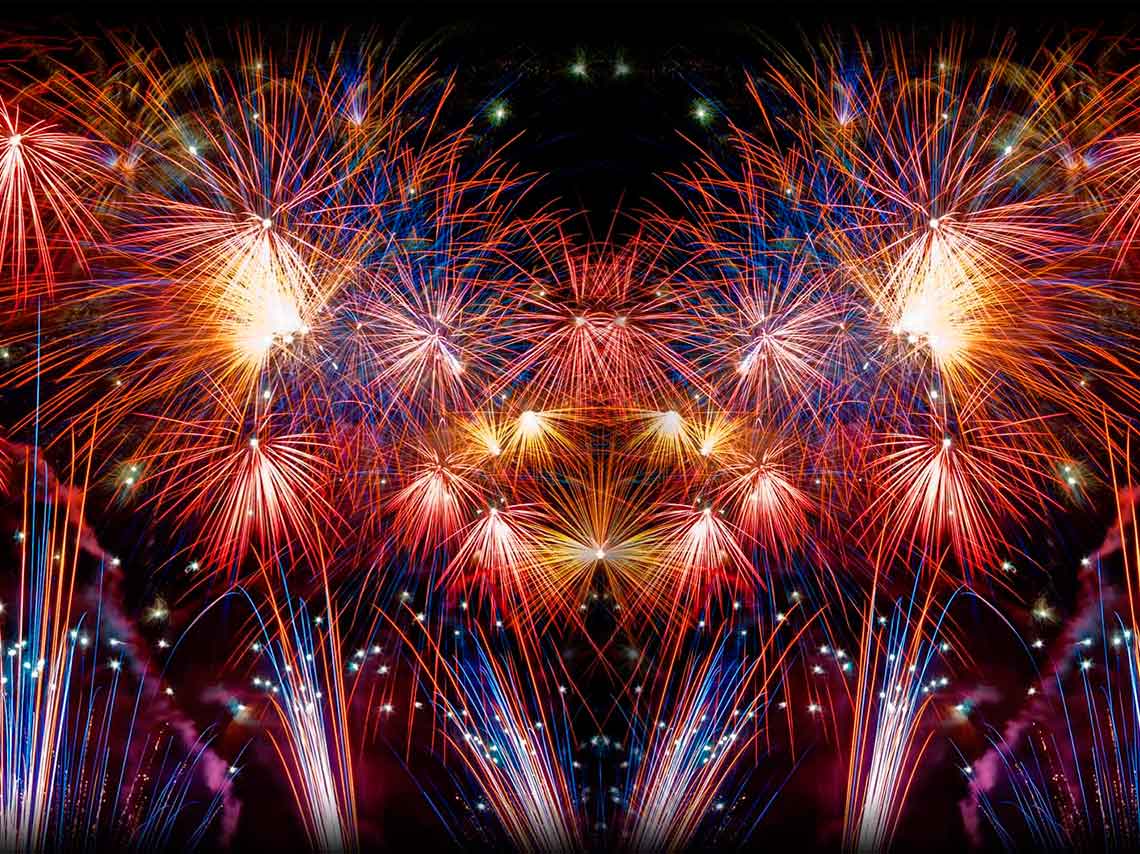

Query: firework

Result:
[0,446,227,852]
[0,22,1138,854]
[843,584,968,853]
[619,626,796,852]
[237,576,359,853]
[0,94,107,304]
[409,622,585,852]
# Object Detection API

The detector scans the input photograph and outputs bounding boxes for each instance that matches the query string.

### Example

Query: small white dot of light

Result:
[1081,557,1091,567]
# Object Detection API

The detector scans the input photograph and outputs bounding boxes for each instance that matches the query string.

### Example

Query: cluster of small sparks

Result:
[0,24,1139,854]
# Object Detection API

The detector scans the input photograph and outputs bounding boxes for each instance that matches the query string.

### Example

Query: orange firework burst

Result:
[139,390,338,578]
[860,404,1054,575]
[387,431,483,560]
[495,227,708,410]
[714,427,814,560]
[0,96,107,303]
